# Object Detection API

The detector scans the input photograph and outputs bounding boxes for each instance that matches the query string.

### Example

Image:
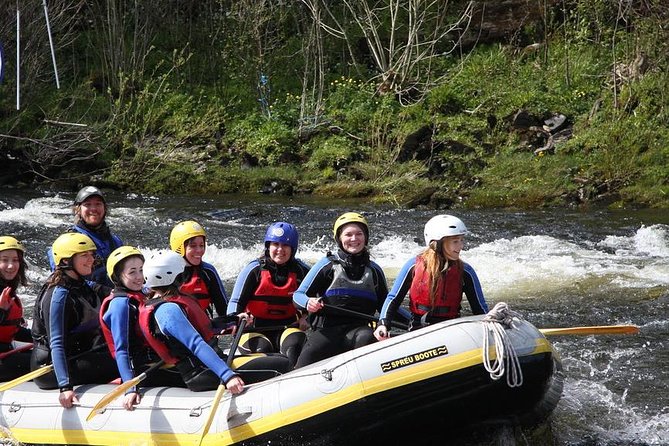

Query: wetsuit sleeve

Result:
[292,256,332,310]
[154,303,237,384]
[462,262,488,314]
[48,286,73,389]
[370,261,389,313]
[227,260,261,316]
[103,297,135,387]
[379,257,416,327]
[201,262,229,317]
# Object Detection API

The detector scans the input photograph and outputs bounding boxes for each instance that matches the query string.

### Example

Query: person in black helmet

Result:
[48,186,123,288]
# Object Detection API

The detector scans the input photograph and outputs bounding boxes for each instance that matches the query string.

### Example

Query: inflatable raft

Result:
[0,314,563,445]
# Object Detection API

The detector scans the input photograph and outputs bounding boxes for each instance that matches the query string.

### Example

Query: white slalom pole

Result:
[43,0,60,89]
[16,5,20,110]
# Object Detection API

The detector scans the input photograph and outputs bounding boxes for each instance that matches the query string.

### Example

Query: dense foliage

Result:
[1,0,668,208]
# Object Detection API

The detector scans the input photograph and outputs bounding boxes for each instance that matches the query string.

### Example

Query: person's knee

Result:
[239,333,273,354]
[352,328,376,348]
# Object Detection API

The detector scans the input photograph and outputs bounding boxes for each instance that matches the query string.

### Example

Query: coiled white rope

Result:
[481,302,524,388]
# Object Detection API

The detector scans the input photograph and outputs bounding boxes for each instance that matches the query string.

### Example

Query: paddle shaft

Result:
[246,321,299,334]
[321,303,409,331]
[197,318,248,446]
[539,325,639,336]
[0,343,106,392]
[227,318,247,366]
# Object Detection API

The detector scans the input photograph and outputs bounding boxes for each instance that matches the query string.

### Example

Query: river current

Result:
[0,189,667,445]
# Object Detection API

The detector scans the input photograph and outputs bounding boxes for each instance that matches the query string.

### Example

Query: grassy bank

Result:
[2,2,668,209]
[101,39,668,209]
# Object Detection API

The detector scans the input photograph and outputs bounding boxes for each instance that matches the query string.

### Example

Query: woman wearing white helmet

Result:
[0,236,33,381]
[99,246,184,411]
[293,212,389,368]
[138,251,290,392]
[374,215,488,340]
[31,232,118,408]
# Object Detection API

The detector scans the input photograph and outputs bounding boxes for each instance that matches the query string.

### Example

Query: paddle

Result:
[196,318,247,446]
[322,304,639,337]
[247,321,299,333]
[539,324,639,336]
[0,344,105,392]
[85,359,166,421]
[0,343,33,360]
[321,303,409,330]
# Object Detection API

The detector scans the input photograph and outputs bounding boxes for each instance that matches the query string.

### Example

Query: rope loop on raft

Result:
[481,302,524,388]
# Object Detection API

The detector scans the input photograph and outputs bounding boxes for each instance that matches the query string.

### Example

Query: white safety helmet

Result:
[423,215,468,246]
[143,250,187,288]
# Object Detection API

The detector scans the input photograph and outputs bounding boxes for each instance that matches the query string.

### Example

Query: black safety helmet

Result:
[74,186,106,205]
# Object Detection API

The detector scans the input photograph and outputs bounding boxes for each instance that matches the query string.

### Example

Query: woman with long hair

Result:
[0,236,33,381]
[374,215,488,340]
[31,232,118,408]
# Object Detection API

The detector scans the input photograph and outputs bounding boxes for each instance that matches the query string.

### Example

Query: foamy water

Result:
[1,192,667,445]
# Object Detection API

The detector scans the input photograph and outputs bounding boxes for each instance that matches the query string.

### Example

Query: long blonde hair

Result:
[418,240,463,307]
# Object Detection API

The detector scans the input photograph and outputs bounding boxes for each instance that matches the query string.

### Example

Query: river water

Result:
[0,189,667,445]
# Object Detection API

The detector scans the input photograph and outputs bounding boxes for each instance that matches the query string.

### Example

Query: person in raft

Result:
[47,186,123,288]
[0,236,33,381]
[293,212,389,368]
[100,246,184,411]
[31,233,118,408]
[170,220,228,318]
[374,215,489,340]
[139,250,290,392]
[227,222,311,368]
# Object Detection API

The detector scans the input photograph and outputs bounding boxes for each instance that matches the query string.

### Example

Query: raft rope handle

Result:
[481,302,524,388]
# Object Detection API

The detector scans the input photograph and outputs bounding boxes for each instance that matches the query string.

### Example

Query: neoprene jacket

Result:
[293,250,388,328]
[31,275,109,388]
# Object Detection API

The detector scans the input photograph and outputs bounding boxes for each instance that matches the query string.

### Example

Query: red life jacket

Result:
[246,270,298,320]
[0,294,24,343]
[99,290,147,359]
[179,268,211,312]
[138,294,214,365]
[409,257,463,320]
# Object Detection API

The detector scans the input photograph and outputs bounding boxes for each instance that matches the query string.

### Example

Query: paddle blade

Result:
[540,325,640,336]
[197,383,226,446]
[86,374,143,422]
[0,364,53,392]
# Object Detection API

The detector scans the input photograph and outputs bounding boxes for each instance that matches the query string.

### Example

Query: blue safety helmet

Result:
[264,222,299,252]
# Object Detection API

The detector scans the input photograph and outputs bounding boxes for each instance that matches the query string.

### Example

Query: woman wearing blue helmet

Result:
[227,222,311,367]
